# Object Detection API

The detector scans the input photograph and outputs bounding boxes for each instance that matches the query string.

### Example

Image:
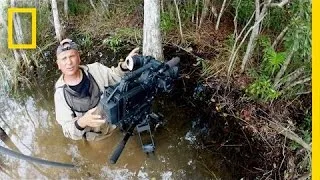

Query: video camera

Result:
[101,55,180,164]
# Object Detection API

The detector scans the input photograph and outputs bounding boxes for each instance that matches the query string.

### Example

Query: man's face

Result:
[56,49,81,76]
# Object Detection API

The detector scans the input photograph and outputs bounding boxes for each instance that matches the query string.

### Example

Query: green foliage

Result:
[284,0,311,63]
[69,0,91,16]
[263,7,289,33]
[78,33,93,51]
[37,6,52,45]
[245,37,286,102]
[179,1,197,24]
[289,110,311,151]
[260,37,286,77]
[231,0,255,25]
[279,0,311,96]
[246,76,280,102]
[225,34,235,49]
[102,28,141,52]
[116,28,142,45]
[160,11,176,33]
[121,0,142,15]
[302,110,311,131]
[103,36,122,52]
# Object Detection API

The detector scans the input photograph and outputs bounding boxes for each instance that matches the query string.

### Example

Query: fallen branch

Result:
[169,43,204,61]
[269,122,311,151]
[274,47,295,88]
[283,77,311,92]
[297,172,311,180]
[270,0,290,8]
[275,66,305,90]
[272,26,288,48]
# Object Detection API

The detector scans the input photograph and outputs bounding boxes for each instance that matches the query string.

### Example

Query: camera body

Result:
[101,55,179,164]
[101,55,179,130]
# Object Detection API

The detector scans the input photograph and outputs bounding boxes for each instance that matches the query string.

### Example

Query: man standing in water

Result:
[54,38,139,141]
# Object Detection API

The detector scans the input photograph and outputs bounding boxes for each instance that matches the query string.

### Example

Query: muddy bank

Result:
[160,45,311,179]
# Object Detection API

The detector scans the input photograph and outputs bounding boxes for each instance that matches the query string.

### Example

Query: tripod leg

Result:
[109,123,136,164]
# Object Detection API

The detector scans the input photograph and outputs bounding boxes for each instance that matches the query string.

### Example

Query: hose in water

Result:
[0,145,76,169]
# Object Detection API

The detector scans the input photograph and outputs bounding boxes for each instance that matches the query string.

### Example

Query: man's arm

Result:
[92,47,140,87]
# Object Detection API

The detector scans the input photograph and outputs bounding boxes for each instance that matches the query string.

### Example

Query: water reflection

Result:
[0,91,226,179]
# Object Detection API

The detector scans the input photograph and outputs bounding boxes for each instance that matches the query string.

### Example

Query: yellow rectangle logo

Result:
[7,8,37,49]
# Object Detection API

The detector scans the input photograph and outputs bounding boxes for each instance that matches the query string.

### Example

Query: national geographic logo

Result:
[7,8,36,49]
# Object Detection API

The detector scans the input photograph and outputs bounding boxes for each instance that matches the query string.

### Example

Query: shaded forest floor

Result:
[32,5,311,179]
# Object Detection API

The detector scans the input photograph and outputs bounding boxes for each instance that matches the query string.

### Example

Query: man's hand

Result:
[77,107,105,128]
[121,47,140,70]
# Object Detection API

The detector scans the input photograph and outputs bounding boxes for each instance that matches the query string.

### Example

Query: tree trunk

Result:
[160,0,164,13]
[241,0,291,73]
[198,0,210,30]
[173,0,184,43]
[0,1,7,49]
[281,66,305,88]
[240,0,271,73]
[195,0,199,27]
[11,0,24,44]
[89,0,97,12]
[215,0,227,30]
[227,10,256,77]
[274,47,295,89]
[34,0,39,8]
[64,0,68,18]
[100,0,109,12]
[51,0,63,42]
[1,4,20,62]
[272,26,288,48]
[143,0,163,61]
[10,0,29,63]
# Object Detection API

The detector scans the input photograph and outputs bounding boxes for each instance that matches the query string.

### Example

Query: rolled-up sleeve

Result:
[92,62,128,87]
[54,89,85,140]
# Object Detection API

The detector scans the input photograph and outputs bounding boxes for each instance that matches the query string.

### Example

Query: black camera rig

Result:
[101,55,180,164]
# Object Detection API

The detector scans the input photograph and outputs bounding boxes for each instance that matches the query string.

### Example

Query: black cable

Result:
[0,145,76,169]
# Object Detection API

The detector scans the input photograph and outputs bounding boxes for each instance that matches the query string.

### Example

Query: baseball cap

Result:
[56,38,78,55]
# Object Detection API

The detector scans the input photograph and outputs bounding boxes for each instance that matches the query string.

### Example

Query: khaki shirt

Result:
[54,62,127,141]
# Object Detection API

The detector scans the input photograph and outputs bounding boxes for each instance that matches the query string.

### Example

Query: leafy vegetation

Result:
[68,0,91,16]
[160,11,176,33]
[231,0,255,25]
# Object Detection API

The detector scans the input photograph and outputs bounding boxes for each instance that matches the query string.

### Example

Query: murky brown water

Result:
[0,86,233,180]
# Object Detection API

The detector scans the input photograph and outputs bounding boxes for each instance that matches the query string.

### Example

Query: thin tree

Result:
[51,0,63,42]
[240,0,291,73]
[64,0,68,19]
[100,0,109,12]
[215,0,227,30]
[34,0,39,8]
[89,0,98,13]
[143,0,163,61]
[10,0,29,63]
[198,0,210,30]
[173,0,184,43]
